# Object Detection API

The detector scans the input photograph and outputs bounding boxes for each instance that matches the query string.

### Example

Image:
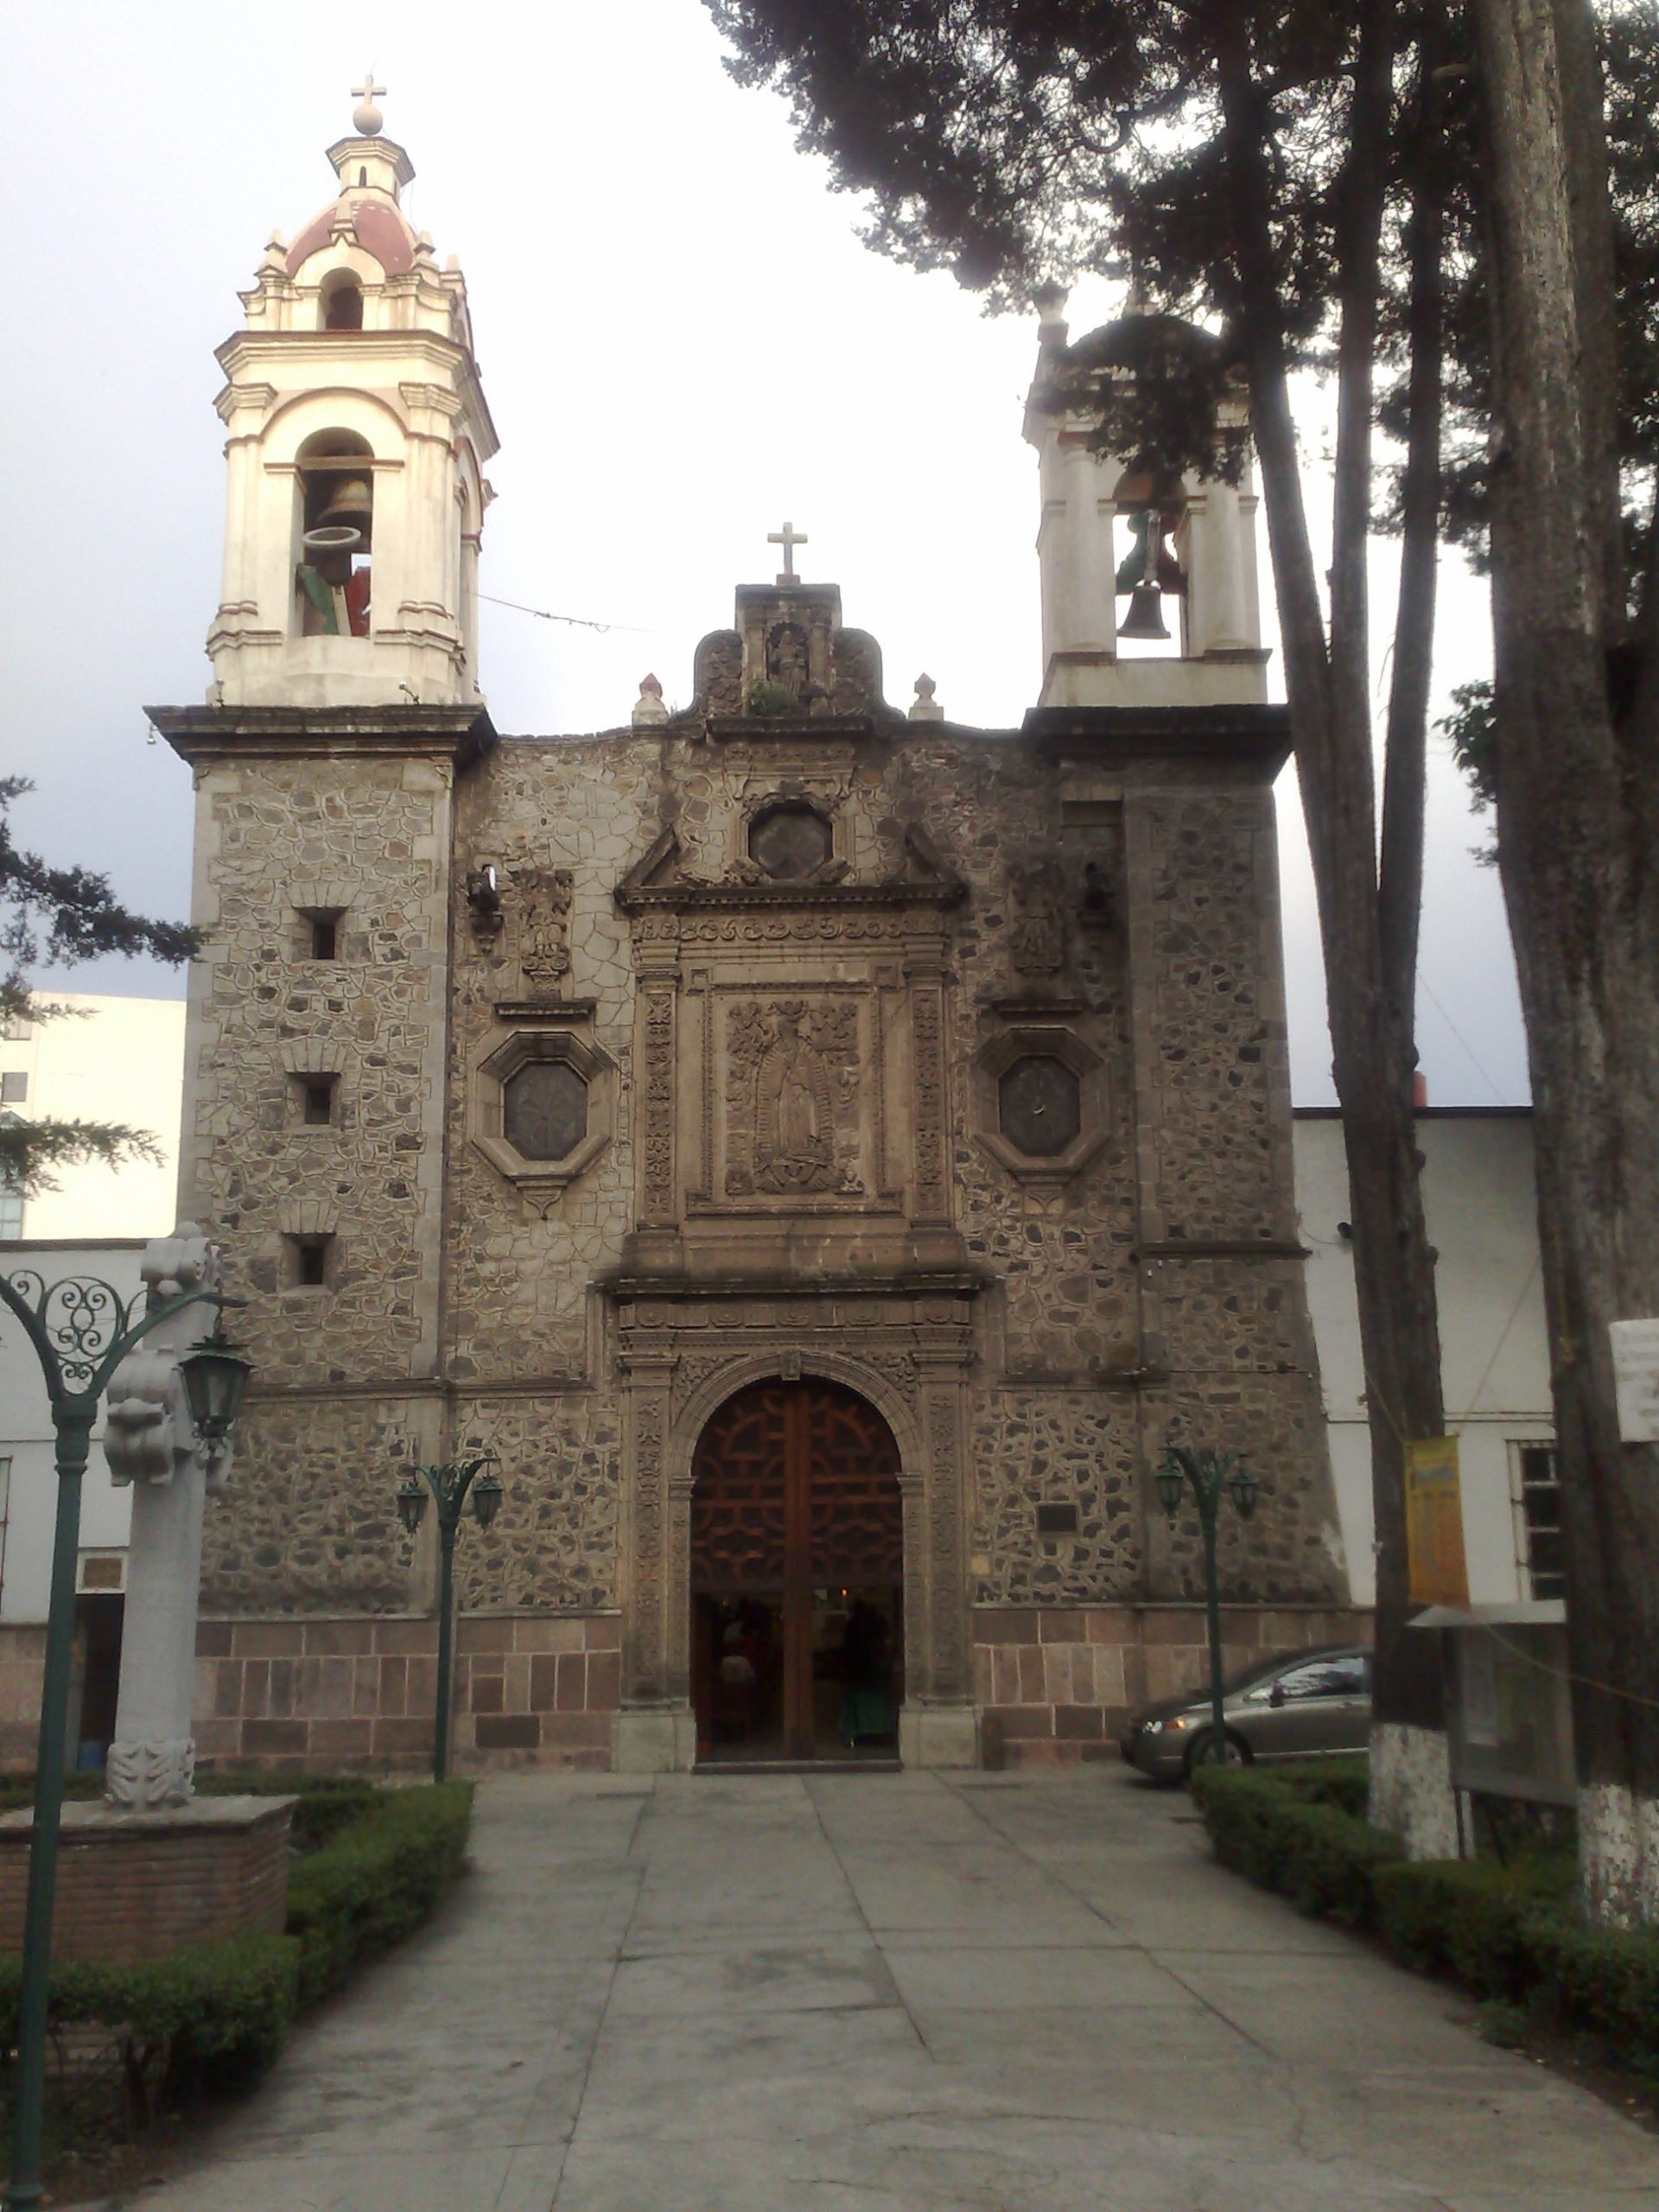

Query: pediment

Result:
[613,823,965,914]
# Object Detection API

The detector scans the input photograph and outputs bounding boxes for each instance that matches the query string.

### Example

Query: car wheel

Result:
[1185,1728,1250,1776]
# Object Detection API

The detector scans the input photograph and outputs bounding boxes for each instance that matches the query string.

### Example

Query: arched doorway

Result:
[690,1378,903,1764]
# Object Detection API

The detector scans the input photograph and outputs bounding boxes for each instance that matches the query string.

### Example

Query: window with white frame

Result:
[1510,1441,1565,1599]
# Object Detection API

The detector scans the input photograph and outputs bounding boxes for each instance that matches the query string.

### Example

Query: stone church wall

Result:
[153,690,1357,1777]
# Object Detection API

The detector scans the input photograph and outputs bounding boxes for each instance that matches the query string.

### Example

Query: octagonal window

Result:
[749,802,831,881]
[503,1059,588,1160]
[998,1055,1081,1158]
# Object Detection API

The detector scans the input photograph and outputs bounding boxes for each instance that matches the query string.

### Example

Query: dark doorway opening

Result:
[73,1593,124,1768]
[690,1379,903,1764]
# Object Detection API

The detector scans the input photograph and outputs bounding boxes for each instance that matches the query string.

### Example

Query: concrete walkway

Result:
[101,1767,1659,2211]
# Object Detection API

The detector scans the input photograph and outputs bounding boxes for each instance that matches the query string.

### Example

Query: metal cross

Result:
[353,70,386,105]
[768,520,808,582]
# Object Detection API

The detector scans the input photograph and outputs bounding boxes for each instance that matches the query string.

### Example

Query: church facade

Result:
[153,99,1358,1775]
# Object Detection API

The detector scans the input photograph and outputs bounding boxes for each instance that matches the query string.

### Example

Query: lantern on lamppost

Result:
[0,1255,251,2212]
[1155,1445,1262,1767]
[393,1451,505,1782]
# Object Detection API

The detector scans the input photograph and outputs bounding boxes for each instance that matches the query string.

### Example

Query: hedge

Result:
[284,1781,474,2006]
[0,1935,298,2096]
[0,1780,474,2139]
[1192,1763,1659,2071]
[1188,1763,1404,1929]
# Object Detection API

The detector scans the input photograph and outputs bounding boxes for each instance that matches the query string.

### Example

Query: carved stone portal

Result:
[613,1327,978,1775]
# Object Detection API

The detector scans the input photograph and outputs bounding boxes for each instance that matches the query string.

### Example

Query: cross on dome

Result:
[351,71,387,137]
[768,520,807,584]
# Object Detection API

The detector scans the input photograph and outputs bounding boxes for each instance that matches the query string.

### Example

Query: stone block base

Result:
[0,1796,294,1963]
[188,1611,624,1775]
[899,1702,980,1770]
[613,1705,698,1774]
[972,1603,1373,1769]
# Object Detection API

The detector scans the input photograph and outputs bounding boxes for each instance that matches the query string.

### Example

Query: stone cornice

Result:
[1023,702,1293,779]
[146,702,497,770]
[600,1267,990,1301]
[617,879,964,916]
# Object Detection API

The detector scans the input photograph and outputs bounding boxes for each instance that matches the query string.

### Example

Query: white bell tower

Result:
[1023,291,1269,711]
[206,79,499,709]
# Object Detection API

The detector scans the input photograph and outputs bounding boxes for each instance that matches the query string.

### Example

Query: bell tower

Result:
[206,79,498,709]
[1023,290,1269,711]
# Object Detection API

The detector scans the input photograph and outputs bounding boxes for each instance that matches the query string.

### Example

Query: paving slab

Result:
[90,1764,1659,2212]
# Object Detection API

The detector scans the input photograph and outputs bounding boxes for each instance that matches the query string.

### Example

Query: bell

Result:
[314,473,373,540]
[1117,583,1171,642]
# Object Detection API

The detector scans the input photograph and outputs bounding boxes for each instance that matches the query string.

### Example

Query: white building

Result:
[1294,1107,1559,1609]
[0,995,187,1242]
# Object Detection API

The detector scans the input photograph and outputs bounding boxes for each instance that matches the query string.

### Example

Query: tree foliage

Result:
[711,0,1460,1801]
[0,778,199,1200]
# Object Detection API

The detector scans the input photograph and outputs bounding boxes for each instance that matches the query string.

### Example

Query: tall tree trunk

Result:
[1475,0,1659,1921]
[1217,11,1452,1853]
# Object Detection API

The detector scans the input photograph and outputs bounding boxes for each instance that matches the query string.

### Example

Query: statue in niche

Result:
[512,867,574,991]
[1008,861,1065,977]
[766,622,810,705]
[727,999,861,1196]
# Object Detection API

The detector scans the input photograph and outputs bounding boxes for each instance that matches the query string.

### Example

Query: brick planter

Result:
[0,1796,295,1963]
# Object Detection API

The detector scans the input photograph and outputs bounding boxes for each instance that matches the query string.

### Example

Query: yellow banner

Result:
[1406,1436,1470,1608]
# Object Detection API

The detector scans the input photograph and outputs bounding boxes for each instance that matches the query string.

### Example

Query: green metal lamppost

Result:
[0,1268,251,2212]
[396,1453,504,1782]
[1155,1445,1260,1766]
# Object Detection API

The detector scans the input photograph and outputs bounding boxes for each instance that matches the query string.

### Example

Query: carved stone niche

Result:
[472,1025,616,1217]
[972,1023,1109,1194]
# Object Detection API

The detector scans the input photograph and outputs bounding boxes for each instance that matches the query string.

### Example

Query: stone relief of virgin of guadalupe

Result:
[726,999,862,1197]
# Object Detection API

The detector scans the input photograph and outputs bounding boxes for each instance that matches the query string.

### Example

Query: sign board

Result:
[1611,1319,1659,1444]
[1406,1436,1470,1608]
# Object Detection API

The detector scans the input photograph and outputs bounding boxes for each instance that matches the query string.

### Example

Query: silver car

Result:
[1118,1645,1372,1781]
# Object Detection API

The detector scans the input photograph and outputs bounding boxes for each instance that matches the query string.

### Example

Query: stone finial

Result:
[909,673,944,722]
[1035,282,1069,350]
[632,673,670,728]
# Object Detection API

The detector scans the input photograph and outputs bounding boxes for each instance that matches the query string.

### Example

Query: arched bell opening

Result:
[295,430,374,638]
[689,1377,904,1765]
[319,270,365,331]
[1110,468,1188,658]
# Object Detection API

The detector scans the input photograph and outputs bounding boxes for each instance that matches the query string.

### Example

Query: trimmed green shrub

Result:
[1521,1908,1659,2061]
[1190,1764,1404,1928]
[1194,1764,1659,2076]
[1373,1854,1573,1997]
[0,1935,300,2112]
[196,1772,382,1854]
[285,1782,474,2005]
[1265,1758,1371,1821]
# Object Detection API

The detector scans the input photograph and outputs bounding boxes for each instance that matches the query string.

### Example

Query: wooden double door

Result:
[690,1379,904,1762]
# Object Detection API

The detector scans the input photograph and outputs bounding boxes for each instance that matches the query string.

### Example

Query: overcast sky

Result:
[0,0,1527,1107]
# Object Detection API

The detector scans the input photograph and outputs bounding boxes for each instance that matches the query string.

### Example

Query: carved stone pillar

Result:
[613,1353,696,1772]
[899,1355,979,1769]
[627,913,683,1274]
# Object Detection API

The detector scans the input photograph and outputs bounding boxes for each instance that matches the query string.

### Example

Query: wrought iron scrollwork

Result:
[1,1270,138,1392]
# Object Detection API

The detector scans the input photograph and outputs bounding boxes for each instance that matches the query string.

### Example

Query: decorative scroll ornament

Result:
[104,1737,195,1811]
[0,1270,136,1394]
[104,1226,232,1490]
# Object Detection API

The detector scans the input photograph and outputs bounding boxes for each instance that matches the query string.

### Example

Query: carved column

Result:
[899,1349,979,1769]
[613,1349,695,1772]
[628,911,681,1265]
[906,928,957,1262]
